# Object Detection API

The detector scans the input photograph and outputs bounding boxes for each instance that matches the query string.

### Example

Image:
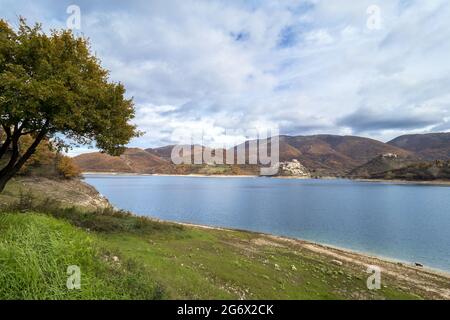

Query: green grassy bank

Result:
[0,210,418,300]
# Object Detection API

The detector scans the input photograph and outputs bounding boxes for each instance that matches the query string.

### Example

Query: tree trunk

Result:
[0,126,12,160]
[0,132,20,177]
[0,137,11,160]
[0,174,12,194]
[0,127,48,193]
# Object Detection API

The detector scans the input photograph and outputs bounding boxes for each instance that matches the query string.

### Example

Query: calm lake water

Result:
[85,175,450,272]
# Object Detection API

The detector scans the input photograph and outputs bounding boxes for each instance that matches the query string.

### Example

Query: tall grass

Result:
[0,190,179,299]
[0,213,166,299]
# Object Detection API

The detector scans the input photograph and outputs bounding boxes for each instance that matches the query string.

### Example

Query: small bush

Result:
[57,155,82,179]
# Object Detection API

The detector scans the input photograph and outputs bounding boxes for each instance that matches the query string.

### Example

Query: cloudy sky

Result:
[2,0,450,155]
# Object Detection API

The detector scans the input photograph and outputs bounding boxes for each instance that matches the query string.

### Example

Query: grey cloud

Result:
[337,108,440,133]
[430,120,450,132]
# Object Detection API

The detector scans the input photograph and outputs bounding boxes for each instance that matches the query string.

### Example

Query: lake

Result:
[84,175,450,272]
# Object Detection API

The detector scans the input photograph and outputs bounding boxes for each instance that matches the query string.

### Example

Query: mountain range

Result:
[73,132,450,178]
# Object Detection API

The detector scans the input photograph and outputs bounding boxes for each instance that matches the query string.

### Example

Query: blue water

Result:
[84,175,450,272]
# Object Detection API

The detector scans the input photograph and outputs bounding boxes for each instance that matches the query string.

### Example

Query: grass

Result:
[0,213,163,299]
[0,183,439,300]
[96,228,421,300]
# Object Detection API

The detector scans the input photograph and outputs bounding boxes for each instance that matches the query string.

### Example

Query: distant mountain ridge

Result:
[278,135,412,175]
[145,145,176,161]
[74,148,171,173]
[388,132,450,160]
[73,132,450,177]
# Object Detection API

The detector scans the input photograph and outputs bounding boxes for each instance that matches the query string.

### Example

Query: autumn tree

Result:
[56,155,81,179]
[0,18,139,192]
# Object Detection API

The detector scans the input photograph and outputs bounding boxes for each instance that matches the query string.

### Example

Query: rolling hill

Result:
[348,154,417,178]
[369,160,450,181]
[73,148,170,173]
[145,145,176,160]
[388,132,450,160]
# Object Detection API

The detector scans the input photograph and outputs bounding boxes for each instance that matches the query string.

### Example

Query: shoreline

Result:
[82,172,259,178]
[82,171,450,185]
[176,221,450,299]
[353,178,450,186]
[107,199,450,278]
[156,219,450,278]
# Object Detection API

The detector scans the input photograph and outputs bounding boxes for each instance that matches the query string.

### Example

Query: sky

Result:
[1,0,450,155]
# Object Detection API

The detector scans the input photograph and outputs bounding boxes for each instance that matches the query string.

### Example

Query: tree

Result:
[56,155,81,179]
[0,18,139,192]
